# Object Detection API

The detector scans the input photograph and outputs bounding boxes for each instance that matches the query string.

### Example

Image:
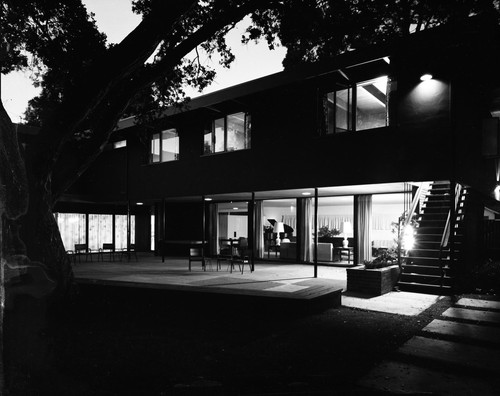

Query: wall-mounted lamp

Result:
[420,73,433,81]
[495,183,500,201]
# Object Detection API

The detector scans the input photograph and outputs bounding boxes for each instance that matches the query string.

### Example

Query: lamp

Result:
[340,221,352,248]
[274,222,285,246]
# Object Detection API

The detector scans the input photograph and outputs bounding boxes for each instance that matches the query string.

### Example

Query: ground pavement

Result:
[357,295,500,395]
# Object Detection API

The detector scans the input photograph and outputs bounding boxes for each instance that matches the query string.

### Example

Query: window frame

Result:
[204,111,251,155]
[150,128,179,164]
[320,75,389,135]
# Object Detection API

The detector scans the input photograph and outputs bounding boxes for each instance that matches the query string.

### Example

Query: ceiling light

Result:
[302,192,312,196]
[420,73,433,81]
[204,197,212,201]
[233,207,238,210]
[136,202,143,205]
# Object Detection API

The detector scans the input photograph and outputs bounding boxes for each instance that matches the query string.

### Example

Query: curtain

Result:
[115,215,135,250]
[356,195,373,263]
[299,198,313,262]
[89,214,113,250]
[282,215,297,234]
[317,215,353,231]
[254,201,264,258]
[208,203,219,256]
[218,213,229,243]
[55,213,86,251]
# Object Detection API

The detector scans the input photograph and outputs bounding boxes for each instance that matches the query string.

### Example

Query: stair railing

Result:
[398,182,426,270]
[439,182,463,286]
[404,182,426,228]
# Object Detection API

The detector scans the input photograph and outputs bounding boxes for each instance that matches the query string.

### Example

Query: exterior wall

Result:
[73,74,452,203]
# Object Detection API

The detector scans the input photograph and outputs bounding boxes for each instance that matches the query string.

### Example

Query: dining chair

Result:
[99,243,116,262]
[188,247,205,271]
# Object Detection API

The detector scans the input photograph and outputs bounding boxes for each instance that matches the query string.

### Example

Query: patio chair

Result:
[74,243,92,263]
[99,243,116,262]
[120,244,138,261]
[188,247,205,271]
[230,246,252,274]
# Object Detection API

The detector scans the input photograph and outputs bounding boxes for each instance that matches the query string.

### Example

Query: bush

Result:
[474,259,500,294]
[363,248,398,269]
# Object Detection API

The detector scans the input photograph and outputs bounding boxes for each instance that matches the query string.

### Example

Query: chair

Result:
[188,247,205,271]
[120,244,138,261]
[216,239,232,271]
[99,243,116,262]
[74,243,92,263]
[231,246,252,274]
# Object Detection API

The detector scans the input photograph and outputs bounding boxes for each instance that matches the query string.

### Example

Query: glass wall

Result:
[54,213,86,251]
[55,212,136,252]
[88,214,113,251]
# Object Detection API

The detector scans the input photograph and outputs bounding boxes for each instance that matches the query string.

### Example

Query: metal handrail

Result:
[439,182,463,286]
[404,182,426,227]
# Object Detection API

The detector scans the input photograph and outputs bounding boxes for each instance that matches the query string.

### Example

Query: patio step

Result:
[398,281,452,295]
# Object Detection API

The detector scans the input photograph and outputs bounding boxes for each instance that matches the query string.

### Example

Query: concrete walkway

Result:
[358,296,500,395]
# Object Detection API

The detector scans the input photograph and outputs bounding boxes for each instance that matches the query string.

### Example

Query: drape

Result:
[218,212,228,243]
[208,203,219,255]
[299,198,313,262]
[115,215,135,250]
[54,213,86,251]
[282,215,297,234]
[356,195,372,263]
[253,201,264,258]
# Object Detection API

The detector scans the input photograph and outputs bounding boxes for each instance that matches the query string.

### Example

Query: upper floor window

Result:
[113,140,127,149]
[204,112,251,154]
[322,76,389,134]
[151,128,179,163]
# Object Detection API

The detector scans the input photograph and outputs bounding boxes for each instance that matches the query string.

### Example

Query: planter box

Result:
[346,265,400,296]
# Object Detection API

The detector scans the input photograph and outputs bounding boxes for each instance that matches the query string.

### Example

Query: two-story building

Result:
[54,16,500,294]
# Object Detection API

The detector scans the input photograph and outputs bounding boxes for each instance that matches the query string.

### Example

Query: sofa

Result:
[280,242,333,261]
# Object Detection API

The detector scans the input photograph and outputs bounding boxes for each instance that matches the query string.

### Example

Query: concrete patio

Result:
[72,253,444,315]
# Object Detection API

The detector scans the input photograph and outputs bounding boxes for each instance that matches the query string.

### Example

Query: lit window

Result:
[113,140,127,149]
[150,128,179,163]
[204,112,251,154]
[322,76,388,134]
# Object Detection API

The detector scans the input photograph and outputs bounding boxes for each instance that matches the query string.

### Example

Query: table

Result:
[334,247,353,264]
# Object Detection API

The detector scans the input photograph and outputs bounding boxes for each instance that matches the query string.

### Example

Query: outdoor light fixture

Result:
[340,221,352,248]
[204,197,213,201]
[402,224,415,251]
[302,192,312,196]
[420,73,433,81]
[274,222,285,246]
[495,183,500,200]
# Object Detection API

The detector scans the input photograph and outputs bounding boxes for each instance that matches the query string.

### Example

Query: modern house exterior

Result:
[53,16,500,294]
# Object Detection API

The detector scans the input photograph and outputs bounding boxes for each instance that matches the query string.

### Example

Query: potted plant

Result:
[317,226,340,243]
[347,248,401,296]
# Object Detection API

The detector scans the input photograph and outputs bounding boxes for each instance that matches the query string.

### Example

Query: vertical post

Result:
[250,192,255,272]
[125,133,130,259]
[202,195,206,264]
[314,188,318,278]
[0,199,5,396]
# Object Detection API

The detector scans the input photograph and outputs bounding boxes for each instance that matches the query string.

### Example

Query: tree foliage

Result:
[244,0,500,68]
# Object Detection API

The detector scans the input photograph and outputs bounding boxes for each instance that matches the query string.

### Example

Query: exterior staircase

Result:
[398,181,466,295]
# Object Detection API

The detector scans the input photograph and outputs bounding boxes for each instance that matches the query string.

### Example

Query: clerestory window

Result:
[204,112,251,154]
[150,128,179,163]
[322,76,389,134]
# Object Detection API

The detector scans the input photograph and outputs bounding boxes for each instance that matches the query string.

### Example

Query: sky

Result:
[0,0,286,122]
